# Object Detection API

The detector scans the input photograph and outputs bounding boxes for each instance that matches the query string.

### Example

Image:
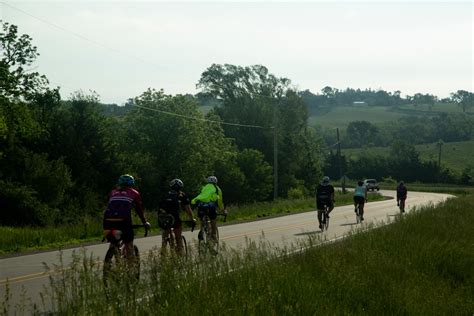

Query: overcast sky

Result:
[1,0,473,104]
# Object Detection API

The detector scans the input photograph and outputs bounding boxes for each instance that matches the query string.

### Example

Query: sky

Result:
[1,0,473,104]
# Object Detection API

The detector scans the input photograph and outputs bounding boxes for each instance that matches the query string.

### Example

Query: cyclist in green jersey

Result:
[191,176,226,241]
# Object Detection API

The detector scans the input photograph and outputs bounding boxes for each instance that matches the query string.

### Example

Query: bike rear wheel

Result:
[103,246,120,288]
[182,235,188,257]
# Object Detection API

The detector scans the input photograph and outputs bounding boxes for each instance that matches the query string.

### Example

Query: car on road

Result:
[363,179,380,191]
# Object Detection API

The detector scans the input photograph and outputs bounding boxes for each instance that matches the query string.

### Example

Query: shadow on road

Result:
[294,230,322,236]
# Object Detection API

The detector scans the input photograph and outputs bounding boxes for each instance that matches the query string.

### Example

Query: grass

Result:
[308,105,408,129]
[343,139,474,173]
[308,103,473,129]
[3,194,473,315]
[0,191,384,256]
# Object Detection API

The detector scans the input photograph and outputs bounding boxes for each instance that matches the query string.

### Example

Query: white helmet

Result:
[207,176,218,184]
[169,178,184,190]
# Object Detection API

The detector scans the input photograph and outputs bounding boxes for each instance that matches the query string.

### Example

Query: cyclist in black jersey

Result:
[315,176,335,229]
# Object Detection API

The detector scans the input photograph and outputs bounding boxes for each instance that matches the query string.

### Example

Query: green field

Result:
[309,105,408,128]
[4,195,473,315]
[343,140,474,173]
[308,103,473,129]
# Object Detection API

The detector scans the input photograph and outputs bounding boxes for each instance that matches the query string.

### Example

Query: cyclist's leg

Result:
[174,224,184,255]
[209,205,218,241]
[327,200,334,216]
[353,196,358,213]
[316,200,324,227]
[197,206,206,240]
[161,228,171,255]
[121,223,135,263]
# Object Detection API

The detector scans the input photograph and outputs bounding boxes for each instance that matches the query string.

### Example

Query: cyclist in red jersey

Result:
[103,174,150,261]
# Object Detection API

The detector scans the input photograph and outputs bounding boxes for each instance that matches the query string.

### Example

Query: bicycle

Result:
[319,205,330,231]
[198,211,227,255]
[102,224,148,288]
[161,216,196,257]
[355,202,363,224]
[398,199,406,214]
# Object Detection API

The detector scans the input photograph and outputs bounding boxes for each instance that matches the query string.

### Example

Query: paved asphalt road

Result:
[0,189,453,312]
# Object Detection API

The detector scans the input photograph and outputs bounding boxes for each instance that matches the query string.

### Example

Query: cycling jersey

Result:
[159,190,191,228]
[192,183,223,210]
[397,185,407,200]
[316,184,334,210]
[354,185,366,198]
[104,187,145,223]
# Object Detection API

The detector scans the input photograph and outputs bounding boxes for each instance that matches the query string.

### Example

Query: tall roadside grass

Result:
[0,191,384,255]
[3,194,472,315]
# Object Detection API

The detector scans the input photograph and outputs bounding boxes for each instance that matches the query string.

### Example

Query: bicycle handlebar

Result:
[217,212,227,223]
[182,220,197,232]
[131,224,149,237]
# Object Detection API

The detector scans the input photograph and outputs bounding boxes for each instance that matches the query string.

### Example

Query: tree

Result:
[346,121,380,147]
[197,64,323,197]
[451,90,473,113]
[0,21,48,100]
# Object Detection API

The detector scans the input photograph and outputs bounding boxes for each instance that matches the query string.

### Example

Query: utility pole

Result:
[437,139,443,168]
[273,125,278,200]
[273,99,278,200]
[337,128,345,193]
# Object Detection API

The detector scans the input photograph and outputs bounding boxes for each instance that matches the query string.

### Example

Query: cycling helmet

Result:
[169,178,184,191]
[118,174,135,186]
[157,213,175,229]
[207,176,218,184]
[399,180,404,185]
[321,176,330,185]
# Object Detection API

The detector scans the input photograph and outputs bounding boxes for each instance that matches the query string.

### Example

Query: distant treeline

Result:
[0,22,321,226]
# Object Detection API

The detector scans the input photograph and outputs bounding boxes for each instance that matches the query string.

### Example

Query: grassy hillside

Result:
[343,140,474,173]
[308,105,407,128]
[308,103,473,129]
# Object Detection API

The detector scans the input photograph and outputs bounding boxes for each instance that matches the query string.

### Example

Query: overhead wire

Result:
[0,1,288,130]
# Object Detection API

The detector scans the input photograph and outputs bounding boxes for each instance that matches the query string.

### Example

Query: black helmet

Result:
[169,178,184,191]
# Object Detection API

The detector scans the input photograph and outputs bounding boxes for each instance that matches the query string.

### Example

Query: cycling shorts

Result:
[103,219,134,243]
[197,202,217,220]
[316,199,333,211]
[353,196,365,205]
[169,212,182,229]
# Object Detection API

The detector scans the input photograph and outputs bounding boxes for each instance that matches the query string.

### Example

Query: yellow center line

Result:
[0,220,320,285]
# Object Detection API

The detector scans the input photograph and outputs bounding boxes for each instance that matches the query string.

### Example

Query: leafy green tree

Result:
[236,149,273,202]
[346,121,380,147]
[198,64,323,197]
[451,90,473,113]
[0,20,48,101]
[117,89,234,206]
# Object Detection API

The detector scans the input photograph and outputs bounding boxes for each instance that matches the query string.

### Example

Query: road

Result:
[0,189,452,312]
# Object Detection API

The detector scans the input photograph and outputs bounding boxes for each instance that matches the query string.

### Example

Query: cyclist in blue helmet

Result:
[103,174,150,261]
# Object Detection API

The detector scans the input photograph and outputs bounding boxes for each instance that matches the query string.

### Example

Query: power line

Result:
[1,1,171,72]
[133,104,273,129]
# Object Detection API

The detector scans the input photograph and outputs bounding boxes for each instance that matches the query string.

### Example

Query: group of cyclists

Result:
[315,176,408,230]
[103,172,409,258]
[102,174,226,258]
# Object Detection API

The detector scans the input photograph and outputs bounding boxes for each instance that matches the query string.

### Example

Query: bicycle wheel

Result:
[182,235,188,257]
[209,227,219,255]
[132,245,140,281]
[103,246,120,288]
[198,224,208,255]
[324,213,330,231]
